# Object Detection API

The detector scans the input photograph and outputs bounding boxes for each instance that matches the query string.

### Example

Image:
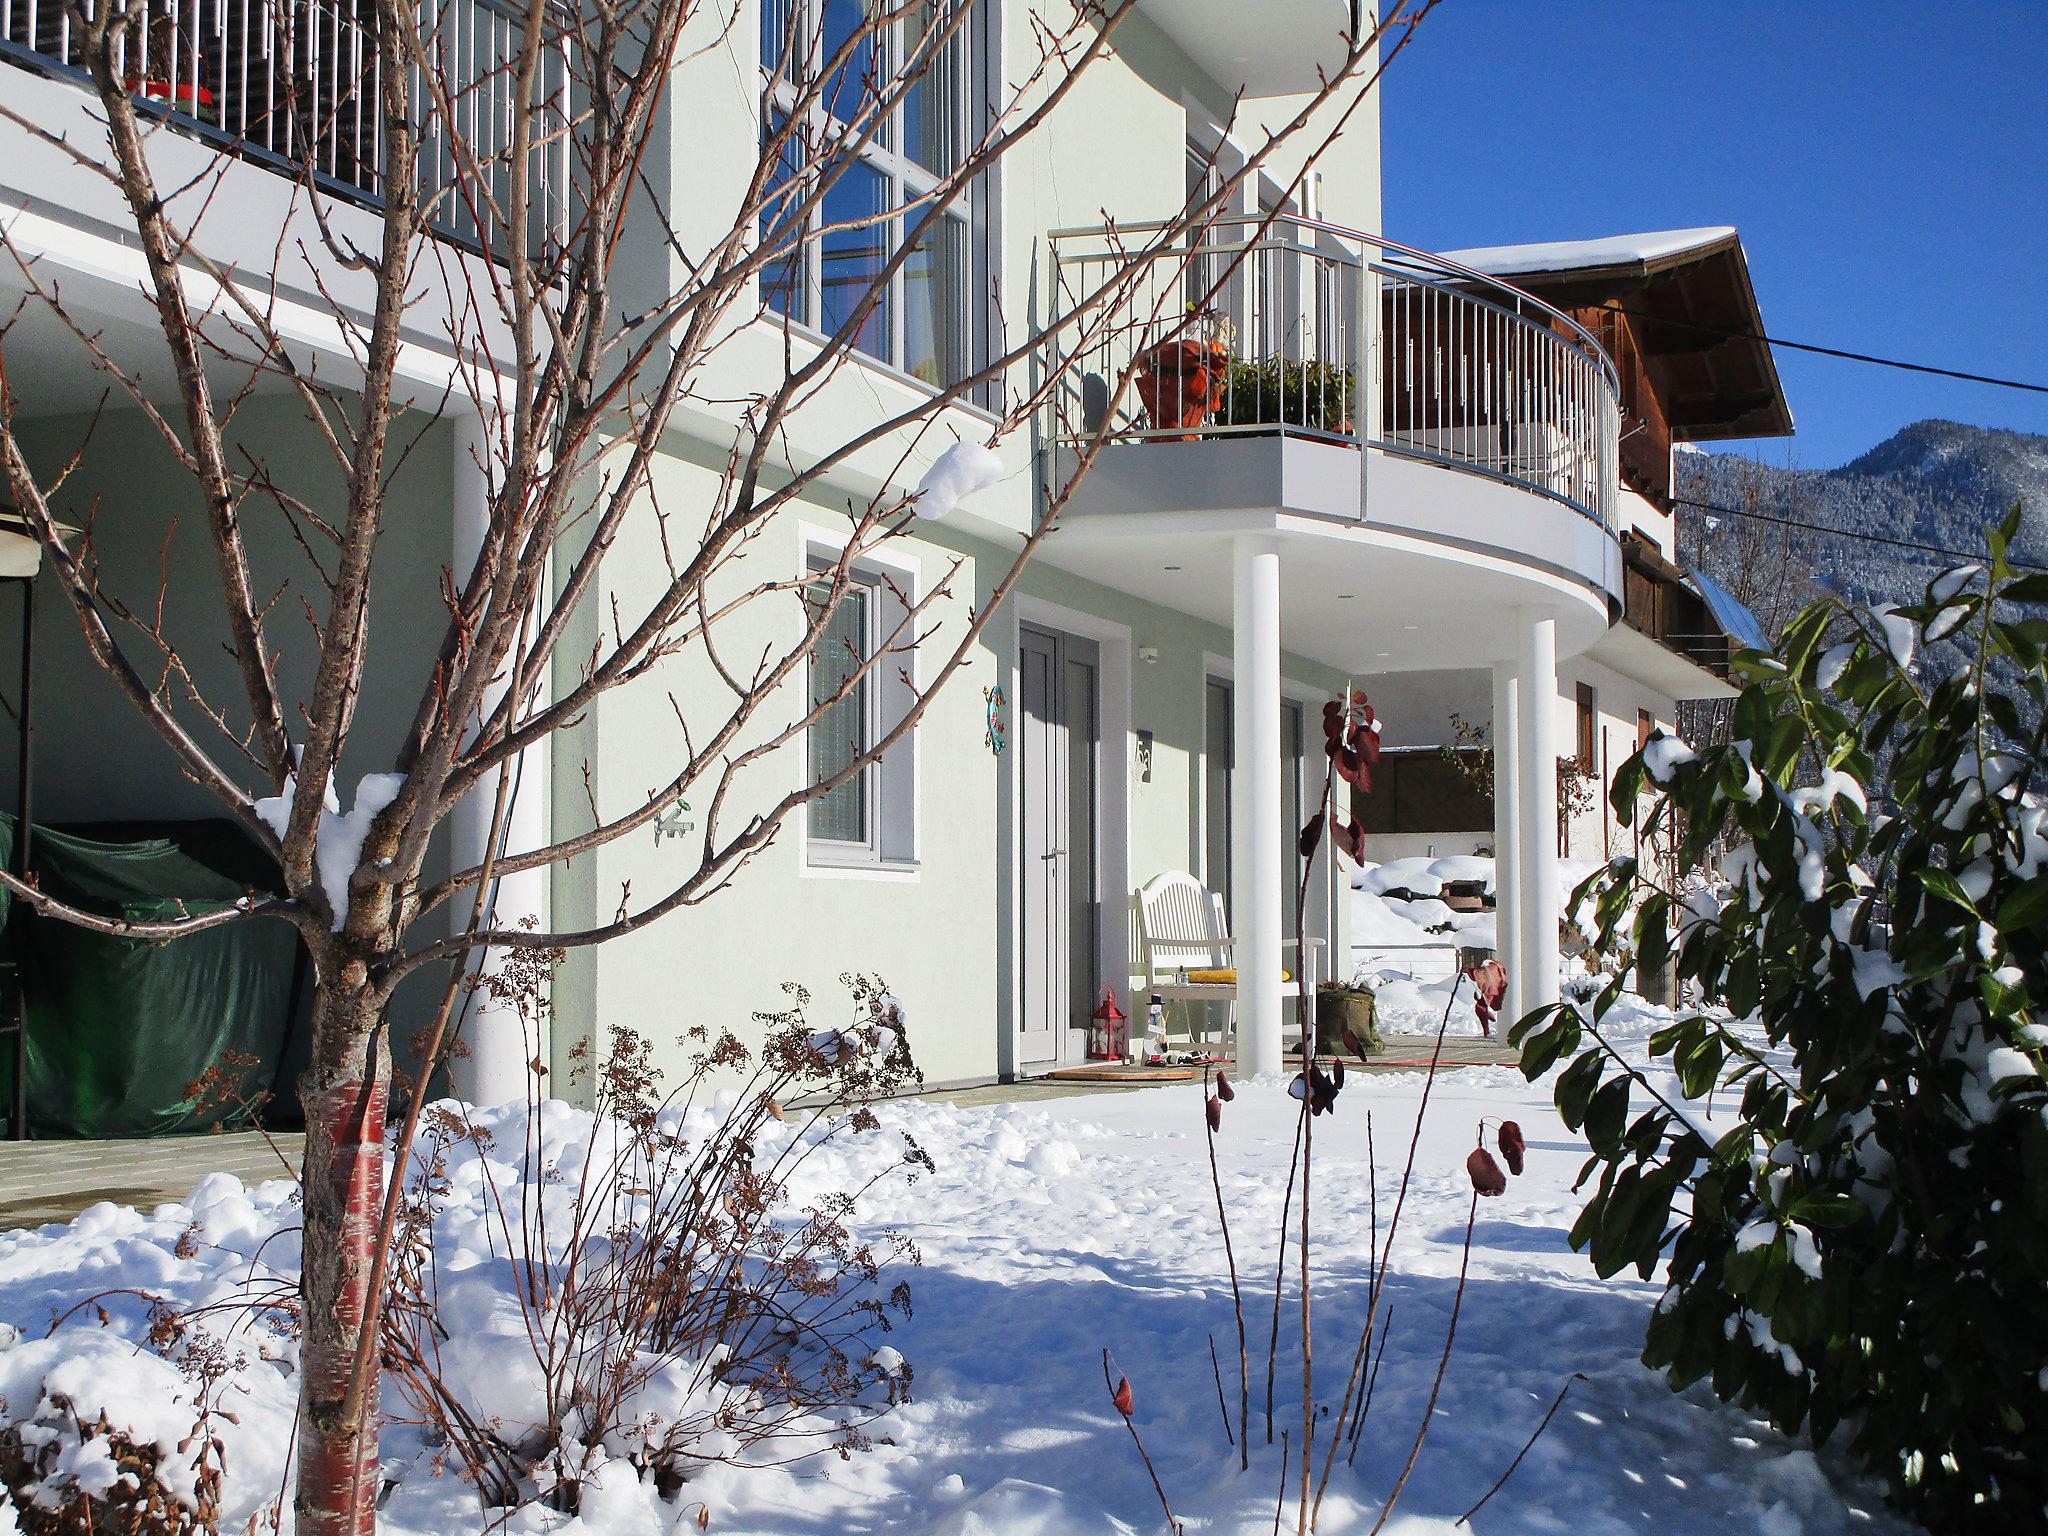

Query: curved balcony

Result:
[1048,213,1622,533]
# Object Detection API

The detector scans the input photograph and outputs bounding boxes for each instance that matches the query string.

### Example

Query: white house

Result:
[0,0,1784,1115]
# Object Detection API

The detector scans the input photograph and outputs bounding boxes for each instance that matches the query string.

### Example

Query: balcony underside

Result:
[1044,438,1618,674]
[1134,0,1355,96]
[1586,619,1739,702]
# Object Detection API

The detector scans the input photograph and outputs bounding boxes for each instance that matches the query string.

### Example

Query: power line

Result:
[1600,304,2048,396]
[1672,494,2048,577]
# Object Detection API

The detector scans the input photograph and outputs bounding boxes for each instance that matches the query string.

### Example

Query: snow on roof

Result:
[1438,227,1738,279]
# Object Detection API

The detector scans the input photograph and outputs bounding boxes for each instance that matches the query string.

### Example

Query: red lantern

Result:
[1089,990,1129,1062]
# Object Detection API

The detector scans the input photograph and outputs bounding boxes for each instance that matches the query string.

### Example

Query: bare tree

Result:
[0,0,1433,1529]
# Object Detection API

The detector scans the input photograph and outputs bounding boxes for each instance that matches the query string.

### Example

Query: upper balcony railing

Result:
[0,0,570,260]
[1047,215,1622,530]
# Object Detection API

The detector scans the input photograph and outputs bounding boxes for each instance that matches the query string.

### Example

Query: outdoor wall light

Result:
[1138,645,1160,664]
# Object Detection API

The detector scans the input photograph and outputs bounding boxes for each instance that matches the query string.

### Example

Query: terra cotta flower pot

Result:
[1134,338,1229,441]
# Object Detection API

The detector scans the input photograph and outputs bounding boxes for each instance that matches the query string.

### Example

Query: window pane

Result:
[1205,679,1232,912]
[901,0,958,172]
[760,113,807,322]
[761,0,794,82]
[901,211,965,385]
[819,0,878,127]
[1282,701,1303,941]
[819,155,890,360]
[808,580,870,844]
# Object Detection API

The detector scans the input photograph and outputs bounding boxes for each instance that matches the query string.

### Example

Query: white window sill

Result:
[802,853,923,882]
[754,312,1001,428]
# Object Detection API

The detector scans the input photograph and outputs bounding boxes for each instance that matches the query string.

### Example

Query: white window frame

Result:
[801,538,921,873]
[762,0,988,392]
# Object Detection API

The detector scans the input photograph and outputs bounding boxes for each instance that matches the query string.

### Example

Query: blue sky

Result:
[1380,1,2048,470]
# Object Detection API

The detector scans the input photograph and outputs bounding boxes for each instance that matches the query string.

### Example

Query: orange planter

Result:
[1134,339,1230,441]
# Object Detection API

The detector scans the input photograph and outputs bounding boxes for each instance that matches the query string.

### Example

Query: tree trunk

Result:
[295,975,390,1536]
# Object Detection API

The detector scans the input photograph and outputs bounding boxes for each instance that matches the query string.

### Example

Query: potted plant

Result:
[1314,981,1381,1058]
[1133,310,1232,440]
[123,6,218,124]
[1210,357,1354,438]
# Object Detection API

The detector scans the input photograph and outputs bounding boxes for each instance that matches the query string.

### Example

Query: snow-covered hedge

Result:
[1514,513,2048,1531]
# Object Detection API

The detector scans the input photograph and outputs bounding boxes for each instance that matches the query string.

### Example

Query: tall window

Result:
[1575,681,1597,766]
[805,557,917,864]
[761,0,980,387]
[806,571,876,847]
[1204,678,1233,908]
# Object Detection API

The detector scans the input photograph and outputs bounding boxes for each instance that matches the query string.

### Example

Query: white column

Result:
[1516,614,1561,1015]
[450,410,552,1107]
[1231,536,1285,1077]
[1490,662,1523,1026]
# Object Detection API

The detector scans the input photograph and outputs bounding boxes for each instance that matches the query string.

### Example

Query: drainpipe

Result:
[1490,661,1522,1026]
[1516,615,1562,1014]
[1231,534,1284,1077]
[449,409,551,1108]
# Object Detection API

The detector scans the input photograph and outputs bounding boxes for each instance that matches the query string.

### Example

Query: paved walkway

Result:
[921,1032,1519,1105]
[0,1130,303,1232]
[0,1035,1517,1230]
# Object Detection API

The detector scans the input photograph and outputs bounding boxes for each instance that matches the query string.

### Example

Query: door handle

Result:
[1041,849,1064,861]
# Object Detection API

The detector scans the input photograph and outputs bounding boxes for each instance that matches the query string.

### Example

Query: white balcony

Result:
[1042,215,1626,671]
[1133,0,1358,96]
[0,0,570,260]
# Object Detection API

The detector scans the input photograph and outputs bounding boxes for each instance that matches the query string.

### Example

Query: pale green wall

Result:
[545,0,1382,1092]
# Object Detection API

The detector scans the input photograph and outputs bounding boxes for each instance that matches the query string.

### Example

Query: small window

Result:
[1636,708,1654,752]
[805,557,916,864]
[1574,682,1597,767]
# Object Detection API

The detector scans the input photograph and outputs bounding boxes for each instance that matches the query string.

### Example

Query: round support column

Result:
[449,410,551,1108]
[1231,535,1285,1078]
[1515,615,1562,1015]
[1490,661,1523,1027]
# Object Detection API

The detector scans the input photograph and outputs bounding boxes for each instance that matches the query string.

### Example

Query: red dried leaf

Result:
[1113,1376,1134,1417]
[1215,1070,1236,1102]
[1298,814,1325,859]
[1308,1063,1340,1116]
[1334,744,1366,787]
[1332,1057,1346,1092]
[1329,813,1367,865]
[1340,1025,1367,1059]
[1467,1147,1508,1197]
[1498,1120,1526,1177]
[1206,1093,1222,1132]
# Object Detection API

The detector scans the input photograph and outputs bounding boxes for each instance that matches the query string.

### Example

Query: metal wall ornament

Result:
[984,683,1007,754]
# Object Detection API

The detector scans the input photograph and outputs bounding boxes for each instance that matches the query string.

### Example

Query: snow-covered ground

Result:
[0,1001,1915,1535]
[1348,856,1610,1035]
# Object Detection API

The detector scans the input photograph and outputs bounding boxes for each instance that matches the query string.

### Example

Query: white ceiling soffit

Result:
[1135,0,1358,98]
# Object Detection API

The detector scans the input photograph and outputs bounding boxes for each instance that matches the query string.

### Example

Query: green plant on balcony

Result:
[1209,358,1354,437]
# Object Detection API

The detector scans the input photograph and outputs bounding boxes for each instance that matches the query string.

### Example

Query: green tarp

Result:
[0,818,305,1138]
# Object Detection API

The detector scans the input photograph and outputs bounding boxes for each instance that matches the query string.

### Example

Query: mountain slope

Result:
[1674,419,2048,634]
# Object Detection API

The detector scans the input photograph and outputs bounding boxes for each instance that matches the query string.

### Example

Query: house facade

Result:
[0,1,1784,1111]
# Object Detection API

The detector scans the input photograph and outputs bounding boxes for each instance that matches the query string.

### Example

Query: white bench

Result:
[1135,871,1324,1049]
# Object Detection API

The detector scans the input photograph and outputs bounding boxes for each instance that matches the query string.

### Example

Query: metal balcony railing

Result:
[0,0,570,260]
[1047,214,1622,529]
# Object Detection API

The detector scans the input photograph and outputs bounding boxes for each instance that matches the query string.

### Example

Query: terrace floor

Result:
[0,1035,1518,1229]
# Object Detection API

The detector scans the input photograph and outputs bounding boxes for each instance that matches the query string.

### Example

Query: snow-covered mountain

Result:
[1674,419,2048,632]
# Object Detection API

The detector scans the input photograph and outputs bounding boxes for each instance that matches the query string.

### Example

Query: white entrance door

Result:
[1018,625,1101,1070]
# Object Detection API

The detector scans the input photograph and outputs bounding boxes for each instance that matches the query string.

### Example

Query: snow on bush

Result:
[1515,515,2048,1532]
[0,979,937,1532]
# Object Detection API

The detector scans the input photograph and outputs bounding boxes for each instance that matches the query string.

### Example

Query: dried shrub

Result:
[383,975,927,1514]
